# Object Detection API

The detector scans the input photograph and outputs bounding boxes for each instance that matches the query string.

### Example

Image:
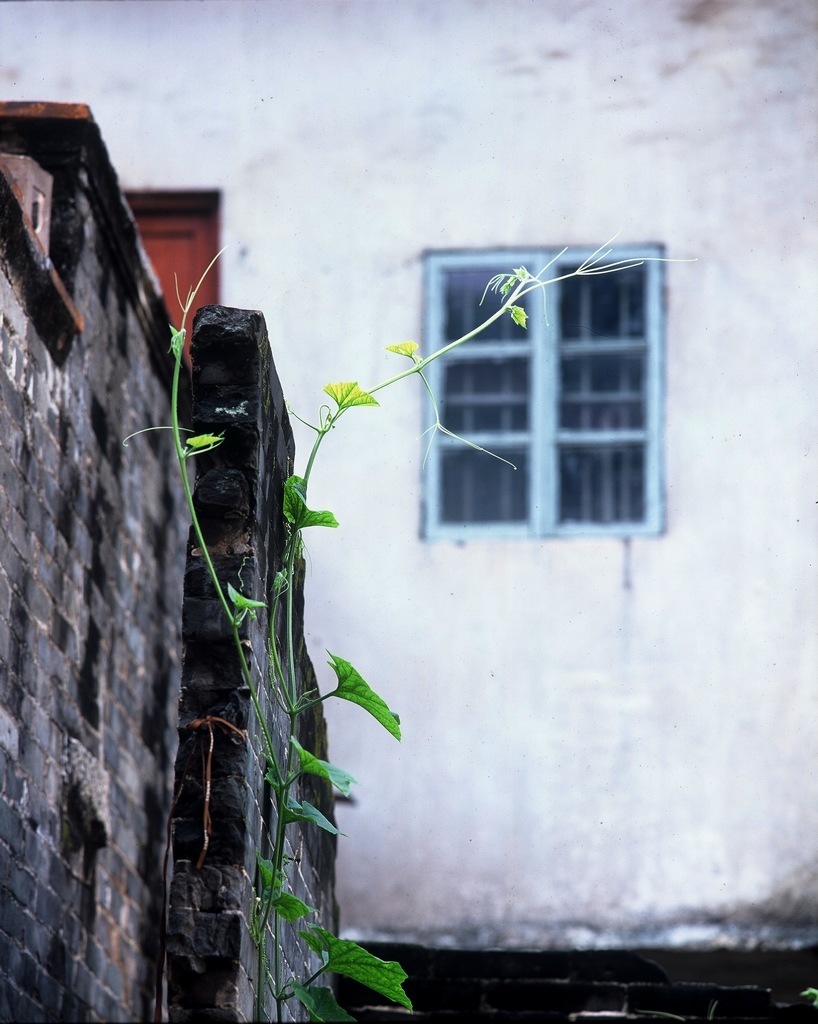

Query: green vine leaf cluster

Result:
[128,237,688,1023]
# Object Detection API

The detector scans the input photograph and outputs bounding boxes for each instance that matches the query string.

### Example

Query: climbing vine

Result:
[131,240,676,1022]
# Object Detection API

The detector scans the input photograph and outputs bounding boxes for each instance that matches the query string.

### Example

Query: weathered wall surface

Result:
[0,108,187,1021]
[1,0,815,951]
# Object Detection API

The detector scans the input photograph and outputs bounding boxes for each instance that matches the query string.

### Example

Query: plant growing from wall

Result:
[130,240,677,1023]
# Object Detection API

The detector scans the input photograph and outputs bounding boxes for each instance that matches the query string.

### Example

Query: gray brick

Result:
[86,935,104,978]
[8,859,36,906]
[8,989,44,1024]
[35,965,64,1015]
[0,893,26,941]
[21,910,51,965]
[23,827,49,878]
[0,797,23,848]
[104,960,123,1000]
[36,879,62,925]
[18,732,45,783]
[0,834,10,884]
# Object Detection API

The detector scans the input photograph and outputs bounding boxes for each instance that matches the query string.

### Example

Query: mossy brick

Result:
[166,953,247,1015]
[171,812,248,865]
[191,305,265,364]
[180,642,249,689]
[193,468,251,519]
[170,863,250,914]
[191,384,262,428]
[182,597,245,644]
[167,907,245,960]
[183,554,259,600]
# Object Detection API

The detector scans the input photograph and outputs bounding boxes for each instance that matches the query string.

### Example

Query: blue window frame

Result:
[422,246,665,539]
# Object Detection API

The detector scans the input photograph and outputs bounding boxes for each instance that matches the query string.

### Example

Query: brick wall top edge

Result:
[0,101,94,122]
[0,104,178,395]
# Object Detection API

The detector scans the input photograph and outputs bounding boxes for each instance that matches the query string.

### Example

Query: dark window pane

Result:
[560,266,645,341]
[590,354,625,392]
[559,399,644,430]
[560,274,581,340]
[559,352,645,430]
[558,445,644,523]
[443,358,529,433]
[444,269,530,343]
[560,356,582,393]
[441,448,528,523]
[590,275,620,336]
[623,270,646,336]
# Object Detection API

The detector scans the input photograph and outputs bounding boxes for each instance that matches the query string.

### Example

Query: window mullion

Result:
[644,258,665,533]
[534,255,558,536]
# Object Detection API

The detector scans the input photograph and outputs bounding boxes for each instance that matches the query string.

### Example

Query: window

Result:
[422,246,665,539]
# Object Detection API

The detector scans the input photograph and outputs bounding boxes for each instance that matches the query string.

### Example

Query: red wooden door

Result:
[127,191,221,332]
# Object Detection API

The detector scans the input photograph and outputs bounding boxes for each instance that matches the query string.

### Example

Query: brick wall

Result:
[0,105,336,1023]
[0,105,189,1021]
[166,305,337,1022]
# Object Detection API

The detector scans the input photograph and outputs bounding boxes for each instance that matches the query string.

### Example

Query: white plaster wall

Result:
[2,0,816,946]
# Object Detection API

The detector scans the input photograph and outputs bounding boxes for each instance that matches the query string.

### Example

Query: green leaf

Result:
[185,431,225,450]
[291,737,358,797]
[255,852,285,900]
[264,768,281,791]
[227,582,267,613]
[300,929,326,958]
[284,798,344,835]
[323,381,379,411]
[326,653,401,741]
[491,267,533,300]
[170,325,186,360]
[385,341,419,359]
[802,989,818,1007]
[256,853,274,895]
[293,982,356,1022]
[509,304,528,328]
[272,892,316,922]
[300,927,412,1011]
[283,476,339,530]
[498,275,515,297]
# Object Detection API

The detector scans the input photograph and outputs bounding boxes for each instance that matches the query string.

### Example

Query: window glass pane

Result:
[560,266,645,341]
[558,445,644,523]
[443,357,529,432]
[444,269,530,343]
[441,448,528,523]
[559,353,645,430]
